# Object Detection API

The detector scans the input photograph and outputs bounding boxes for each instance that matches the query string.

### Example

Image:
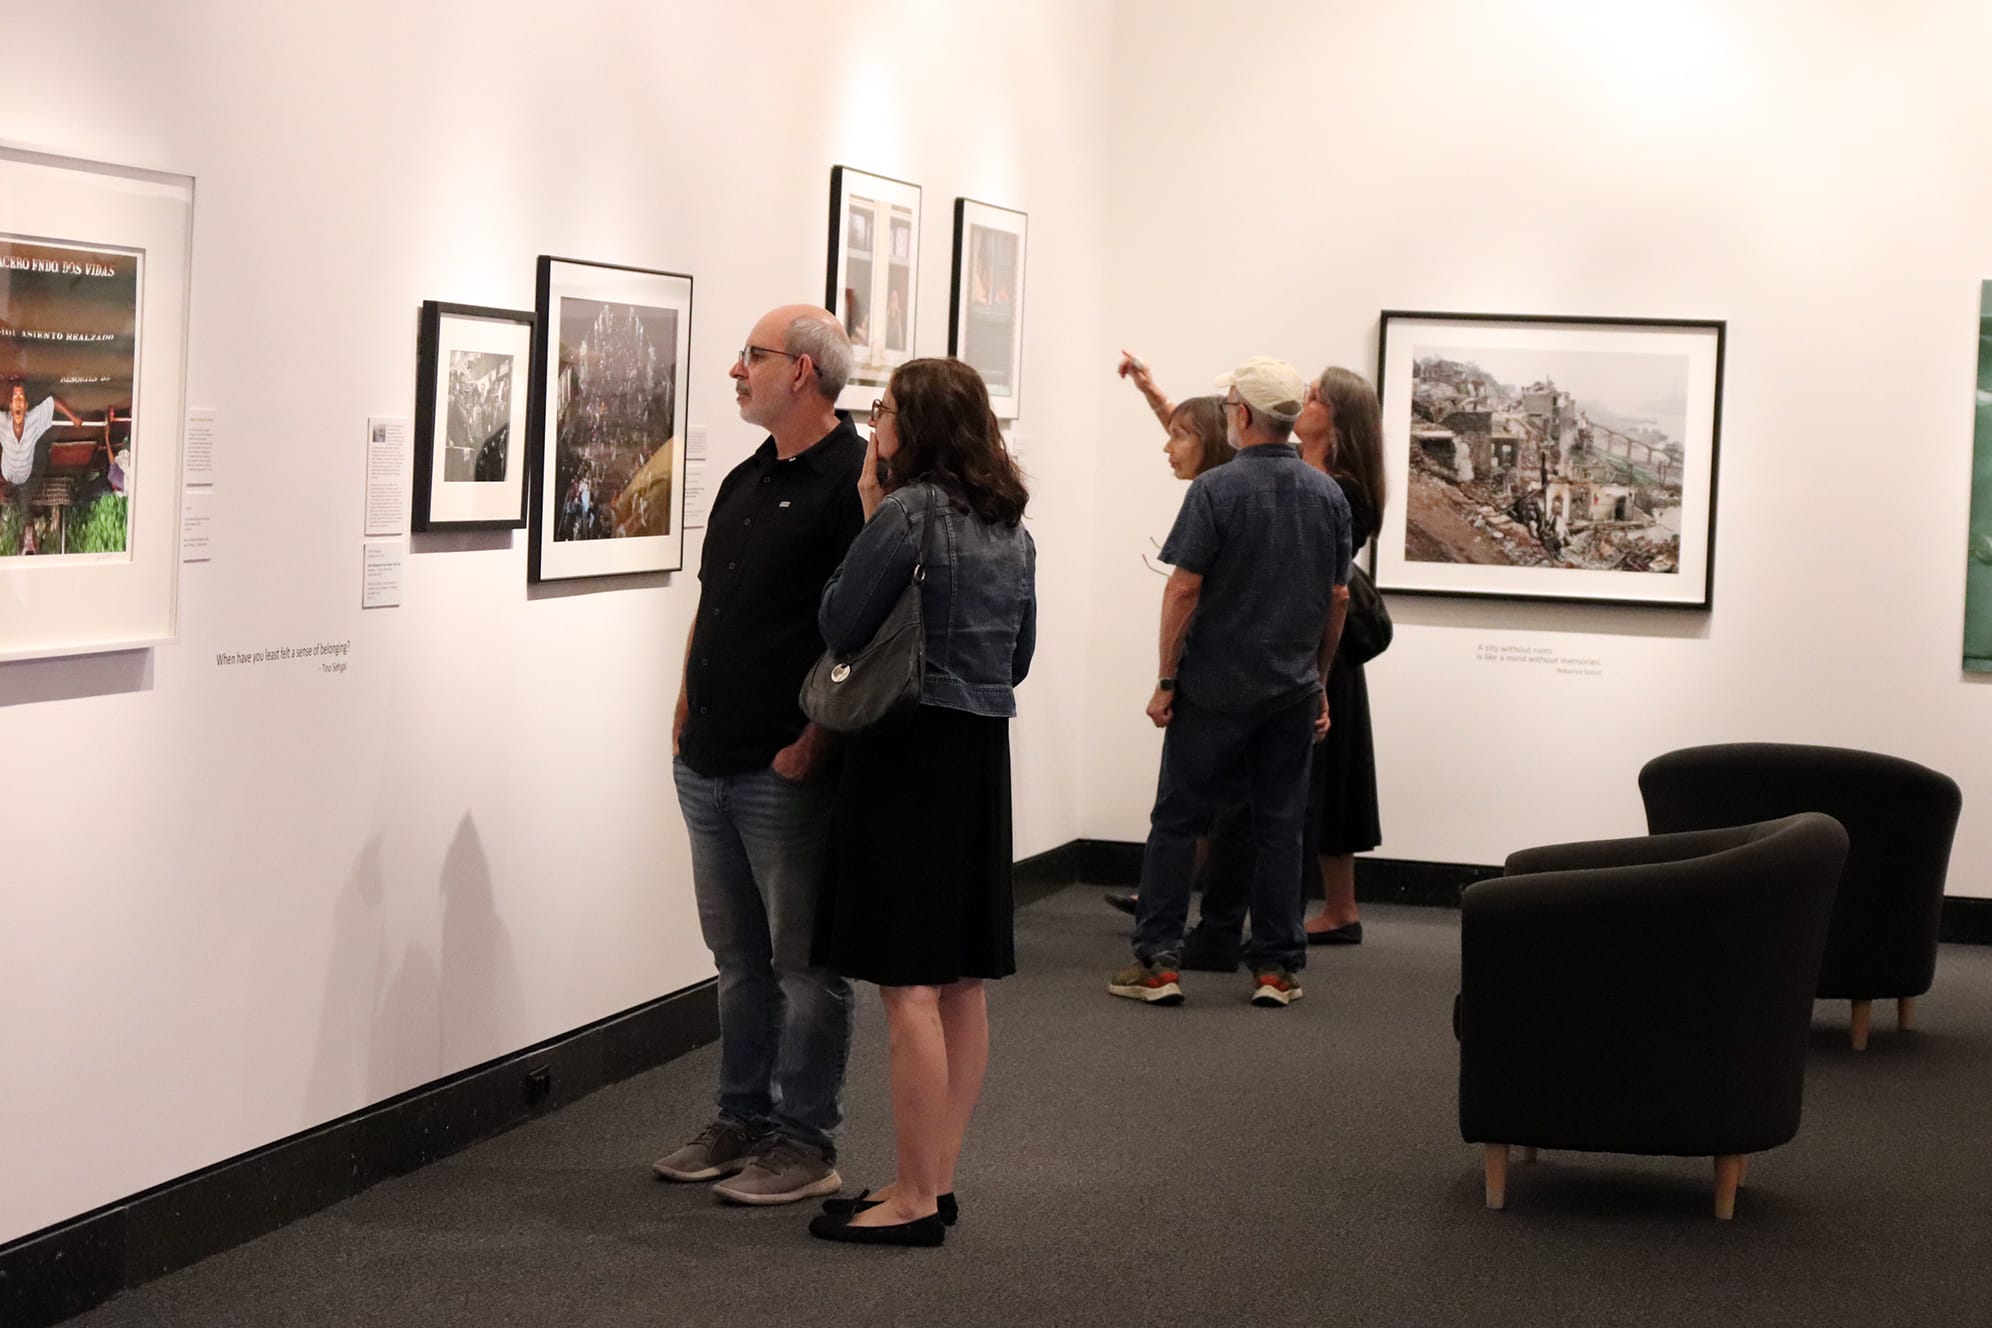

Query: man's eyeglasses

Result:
[869,399,898,425]
[738,345,800,365]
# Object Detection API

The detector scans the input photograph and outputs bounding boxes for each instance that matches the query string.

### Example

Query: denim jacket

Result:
[819,480,1037,717]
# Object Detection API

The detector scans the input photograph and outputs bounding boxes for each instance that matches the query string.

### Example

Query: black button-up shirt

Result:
[678,416,865,776]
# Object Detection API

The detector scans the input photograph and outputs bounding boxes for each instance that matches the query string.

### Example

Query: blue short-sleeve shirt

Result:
[1159,442,1353,712]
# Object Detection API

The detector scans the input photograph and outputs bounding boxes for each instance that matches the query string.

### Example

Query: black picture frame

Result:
[527,255,695,584]
[412,300,534,532]
[948,197,1028,421]
[1373,309,1727,610]
[826,165,921,414]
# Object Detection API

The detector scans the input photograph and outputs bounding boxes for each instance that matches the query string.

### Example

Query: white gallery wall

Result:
[0,0,1115,1245]
[1087,1,1992,890]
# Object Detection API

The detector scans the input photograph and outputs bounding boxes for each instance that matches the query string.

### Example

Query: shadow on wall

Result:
[438,812,527,1074]
[303,819,528,1116]
[301,837,443,1113]
[0,647,153,707]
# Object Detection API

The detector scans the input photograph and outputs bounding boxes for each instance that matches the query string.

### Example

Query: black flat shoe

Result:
[1306,921,1363,946]
[808,1212,946,1246]
[1104,892,1138,917]
[822,1190,958,1225]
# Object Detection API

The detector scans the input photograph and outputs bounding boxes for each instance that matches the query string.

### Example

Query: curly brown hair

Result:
[883,358,1029,525]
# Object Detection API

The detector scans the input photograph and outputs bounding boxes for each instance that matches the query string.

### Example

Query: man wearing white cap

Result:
[1110,357,1352,1008]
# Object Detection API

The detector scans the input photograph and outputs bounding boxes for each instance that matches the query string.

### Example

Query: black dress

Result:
[815,704,1016,987]
[1315,479,1383,856]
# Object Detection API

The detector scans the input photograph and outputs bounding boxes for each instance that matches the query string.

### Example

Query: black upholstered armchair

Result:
[1458,813,1847,1219]
[1640,744,1963,1050]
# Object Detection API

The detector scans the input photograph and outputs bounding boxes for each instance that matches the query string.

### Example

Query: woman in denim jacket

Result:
[806,357,1036,1248]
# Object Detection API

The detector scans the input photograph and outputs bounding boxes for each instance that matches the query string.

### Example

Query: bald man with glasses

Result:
[658,305,865,1206]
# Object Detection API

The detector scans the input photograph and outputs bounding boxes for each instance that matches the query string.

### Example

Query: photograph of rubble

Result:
[1373,312,1725,609]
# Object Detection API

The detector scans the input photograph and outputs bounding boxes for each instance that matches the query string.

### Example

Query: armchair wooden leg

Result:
[1714,1154,1745,1220]
[1484,1144,1509,1210]
[1850,999,1872,1051]
[1899,996,1917,1032]
[1521,1147,1539,1163]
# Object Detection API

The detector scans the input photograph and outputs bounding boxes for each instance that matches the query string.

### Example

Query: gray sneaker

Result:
[652,1118,763,1182]
[711,1135,843,1206]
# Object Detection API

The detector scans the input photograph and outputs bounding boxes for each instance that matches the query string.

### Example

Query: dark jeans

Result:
[1194,743,1329,952]
[1134,692,1317,971]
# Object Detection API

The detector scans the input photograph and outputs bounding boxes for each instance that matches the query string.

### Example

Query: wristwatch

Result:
[1158,677,1176,692]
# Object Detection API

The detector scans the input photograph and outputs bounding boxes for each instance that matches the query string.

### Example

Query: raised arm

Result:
[1118,350,1175,430]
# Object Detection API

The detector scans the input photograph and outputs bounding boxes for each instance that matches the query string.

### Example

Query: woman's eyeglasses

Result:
[869,399,898,425]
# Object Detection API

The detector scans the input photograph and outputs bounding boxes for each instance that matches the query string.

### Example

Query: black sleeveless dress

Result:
[1314,479,1383,855]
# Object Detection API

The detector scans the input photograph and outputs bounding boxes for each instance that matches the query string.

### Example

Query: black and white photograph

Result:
[826,165,921,413]
[412,301,533,532]
[1373,311,1725,608]
[949,198,1028,419]
[445,351,512,482]
[528,257,693,582]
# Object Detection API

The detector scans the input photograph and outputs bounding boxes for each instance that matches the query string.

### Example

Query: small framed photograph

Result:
[528,256,694,583]
[949,198,1027,420]
[1374,310,1726,609]
[826,166,920,413]
[413,301,533,531]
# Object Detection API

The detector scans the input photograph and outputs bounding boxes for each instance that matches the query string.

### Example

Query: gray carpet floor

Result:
[69,888,1992,1327]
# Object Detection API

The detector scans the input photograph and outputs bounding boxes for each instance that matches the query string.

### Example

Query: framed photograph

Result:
[826,166,920,414]
[0,146,193,661]
[1964,281,1992,671]
[413,301,532,531]
[527,256,693,583]
[949,198,1027,420]
[1373,310,1726,609]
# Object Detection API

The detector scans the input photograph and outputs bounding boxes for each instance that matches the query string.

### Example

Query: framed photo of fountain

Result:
[527,256,693,583]
[826,166,920,414]
[1372,310,1726,609]
[0,146,194,662]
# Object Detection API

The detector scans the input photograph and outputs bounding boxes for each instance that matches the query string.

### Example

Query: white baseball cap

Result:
[1214,357,1308,424]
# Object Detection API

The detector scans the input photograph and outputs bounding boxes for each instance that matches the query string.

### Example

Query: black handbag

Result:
[799,488,937,734]
[1340,563,1393,665]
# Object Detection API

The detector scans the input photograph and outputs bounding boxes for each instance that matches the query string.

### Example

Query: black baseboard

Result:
[0,982,719,1328]
[1042,839,1992,932]
[1029,838,1501,907]
[1940,896,1992,945]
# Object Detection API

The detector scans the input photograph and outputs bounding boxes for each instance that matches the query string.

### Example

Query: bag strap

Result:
[910,483,939,586]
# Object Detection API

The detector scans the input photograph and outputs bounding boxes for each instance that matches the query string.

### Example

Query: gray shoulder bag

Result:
[799,487,938,735]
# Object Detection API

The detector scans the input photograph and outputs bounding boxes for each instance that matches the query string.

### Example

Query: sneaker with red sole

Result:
[1250,966,1304,1007]
[1109,960,1184,1004]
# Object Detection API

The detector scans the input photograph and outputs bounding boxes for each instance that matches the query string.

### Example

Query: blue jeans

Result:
[674,758,853,1158]
[1134,693,1317,972]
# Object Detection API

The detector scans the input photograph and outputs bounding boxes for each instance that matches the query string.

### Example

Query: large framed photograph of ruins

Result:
[1374,311,1725,609]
